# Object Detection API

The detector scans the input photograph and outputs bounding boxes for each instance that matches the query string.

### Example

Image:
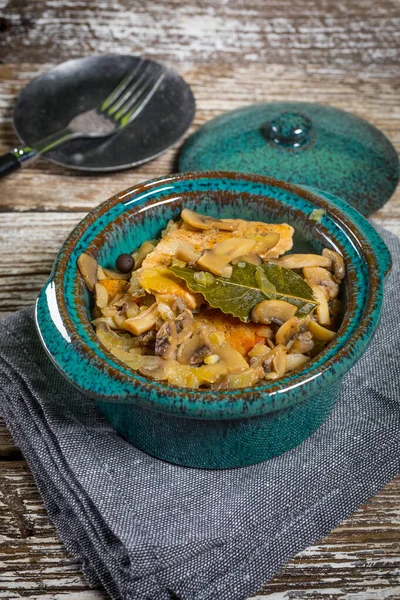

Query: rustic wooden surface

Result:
[0,0,399,598]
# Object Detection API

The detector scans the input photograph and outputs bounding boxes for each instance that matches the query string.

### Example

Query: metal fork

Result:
[0,60,165,177]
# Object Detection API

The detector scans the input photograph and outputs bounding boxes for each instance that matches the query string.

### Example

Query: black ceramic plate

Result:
[13,55,195,172]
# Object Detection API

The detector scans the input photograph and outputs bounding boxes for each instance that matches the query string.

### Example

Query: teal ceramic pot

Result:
[35,172,391,469]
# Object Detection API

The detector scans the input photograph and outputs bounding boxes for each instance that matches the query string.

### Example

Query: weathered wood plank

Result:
[0,460,399,598]
[0,64,399,317]
[0,63,399,214]
[0,212,84,315]
[0,0,399,596]
[1,0,400,75]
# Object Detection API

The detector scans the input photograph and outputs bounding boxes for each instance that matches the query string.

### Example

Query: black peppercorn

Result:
[116,253,134,273]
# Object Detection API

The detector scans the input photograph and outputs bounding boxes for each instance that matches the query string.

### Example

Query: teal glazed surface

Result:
[179,102,400,216]
[35,172,391,468]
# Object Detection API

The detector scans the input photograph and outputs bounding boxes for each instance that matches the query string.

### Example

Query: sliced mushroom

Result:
[197,237,256,277]
[251,299,297,325]
[92,316,118,329]
[132,240,156,270]
[110,346,143,364]
[277,254,332,269]
[214,344,248,372]
[175,309,194,344]
[106,296,139,322]
[215,367,264,389]
[322,248,345,282]
[275,317,302,346]
[232,253,262,266]
[128,272,145,298]
[175,241,201,264]
[265,344,287,379]
[155,319,178,359]
[97,265,107,280]
[122,303,159,335]
[95,322,138,350]
[273,344,287,377]
[291,331,314,353]
[329,298,342,317]
[136,330,157,351]
[177,332,212,365]
[249,348,273,369]
[77,253,98,291]
[125,299,141,319]
[95,283,109,309]
[137,356,168,380]
[213,237,256,257]
[311,285,330,326]
[197,254,233,278]
[102,268,131,280]
[253,232,280,254]
[181,208,236,231]
[303,267,339,299]
[286,353,310,371]
[308,319,336,341]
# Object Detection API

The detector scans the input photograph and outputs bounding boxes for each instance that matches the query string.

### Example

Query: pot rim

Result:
[35,171,389,419]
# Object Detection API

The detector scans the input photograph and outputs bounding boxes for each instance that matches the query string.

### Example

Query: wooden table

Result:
[0,1,399,598]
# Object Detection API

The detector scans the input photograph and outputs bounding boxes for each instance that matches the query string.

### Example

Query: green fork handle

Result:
[0,128,75,178]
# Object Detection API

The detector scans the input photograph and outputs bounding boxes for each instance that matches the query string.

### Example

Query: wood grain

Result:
[0,64,399,316]
[0,446,399,599]
[1,0,400,75]
[0,0,399,597]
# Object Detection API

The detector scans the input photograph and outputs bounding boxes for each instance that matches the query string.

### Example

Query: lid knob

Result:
[266,111,313,148]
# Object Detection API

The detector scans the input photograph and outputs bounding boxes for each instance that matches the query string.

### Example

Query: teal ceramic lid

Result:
[179,102,399,216]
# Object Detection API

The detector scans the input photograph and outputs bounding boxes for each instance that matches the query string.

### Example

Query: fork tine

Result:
[100,59,148,112]
[105,63,157,116]
[114,69,165,127]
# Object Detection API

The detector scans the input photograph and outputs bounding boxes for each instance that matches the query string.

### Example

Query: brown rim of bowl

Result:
[52,171,382,403]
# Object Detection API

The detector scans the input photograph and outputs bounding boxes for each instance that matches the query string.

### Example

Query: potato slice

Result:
[322,248,345,282]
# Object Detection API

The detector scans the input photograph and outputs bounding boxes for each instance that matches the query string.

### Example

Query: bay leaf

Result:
[170,261,317,322]
[258,262,318,318]
[170,263,266,322]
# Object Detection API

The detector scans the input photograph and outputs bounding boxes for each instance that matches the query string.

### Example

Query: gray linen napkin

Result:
[0,224,399,600]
